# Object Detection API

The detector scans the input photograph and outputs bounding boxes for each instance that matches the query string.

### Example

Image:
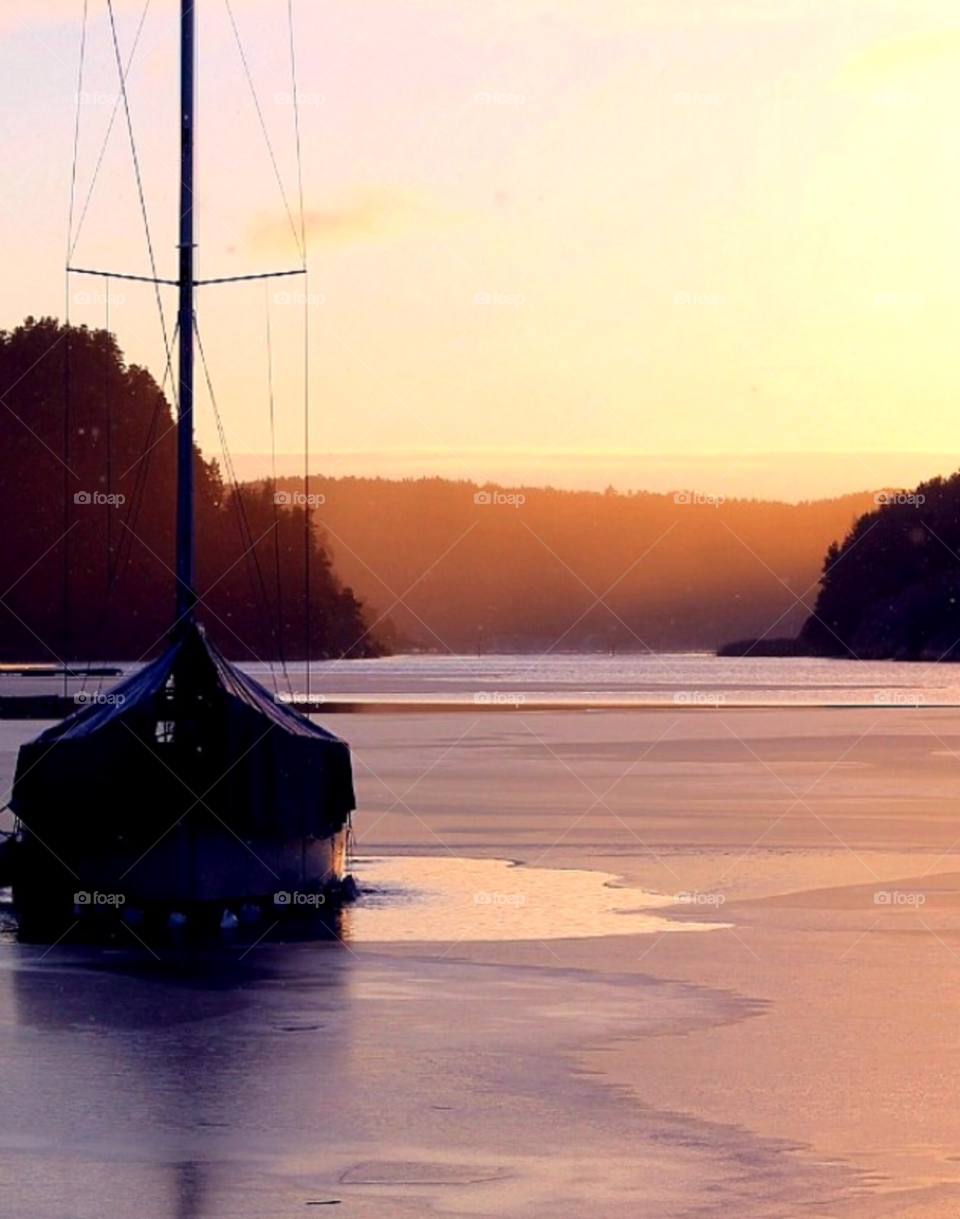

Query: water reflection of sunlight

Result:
[343,856,725,943]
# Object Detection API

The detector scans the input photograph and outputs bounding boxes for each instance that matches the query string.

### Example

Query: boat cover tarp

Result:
[11,622,355,850]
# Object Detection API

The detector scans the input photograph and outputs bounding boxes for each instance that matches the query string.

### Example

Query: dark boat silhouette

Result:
[10,622,355,938]
[3,1,357,941]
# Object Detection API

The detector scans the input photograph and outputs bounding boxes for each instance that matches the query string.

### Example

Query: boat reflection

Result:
[4,937,354,1219]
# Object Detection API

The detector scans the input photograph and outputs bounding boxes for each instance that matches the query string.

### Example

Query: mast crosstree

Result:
[66,0,307,631]
[6,0,357,944]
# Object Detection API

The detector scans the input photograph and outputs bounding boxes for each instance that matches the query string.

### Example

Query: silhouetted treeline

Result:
[269,474,878,653]
[759,475,960,661]
[0,318,382,662]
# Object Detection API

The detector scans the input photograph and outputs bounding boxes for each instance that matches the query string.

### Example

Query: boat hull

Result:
[9,624,358,941]
[10,826,349,941]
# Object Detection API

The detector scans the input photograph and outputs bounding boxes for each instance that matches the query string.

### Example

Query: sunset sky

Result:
[2,0,960,500]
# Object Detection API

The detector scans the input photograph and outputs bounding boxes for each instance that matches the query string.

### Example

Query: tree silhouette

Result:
[0,318,382,662]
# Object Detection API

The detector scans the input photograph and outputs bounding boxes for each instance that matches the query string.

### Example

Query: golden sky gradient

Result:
[2,0,960,500]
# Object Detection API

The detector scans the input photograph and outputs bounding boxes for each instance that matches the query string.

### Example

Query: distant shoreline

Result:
[0,695,951,720]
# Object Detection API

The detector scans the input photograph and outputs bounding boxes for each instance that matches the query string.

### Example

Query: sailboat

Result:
[6,1,357,942]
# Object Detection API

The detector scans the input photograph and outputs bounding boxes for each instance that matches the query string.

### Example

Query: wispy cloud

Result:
[247,183,453,257]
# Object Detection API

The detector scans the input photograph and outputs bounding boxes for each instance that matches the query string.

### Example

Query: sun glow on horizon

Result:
[1,0,959,500]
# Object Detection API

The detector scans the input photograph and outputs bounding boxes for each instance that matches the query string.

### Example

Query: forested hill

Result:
[0,318,382,662]
[269,474,879,653]
[743,475,960,661]
[1,314,898,662]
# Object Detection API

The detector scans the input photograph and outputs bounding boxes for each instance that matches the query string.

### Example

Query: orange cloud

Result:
[248,184,437,257]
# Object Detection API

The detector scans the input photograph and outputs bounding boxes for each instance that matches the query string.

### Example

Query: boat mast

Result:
[175,0,196,625]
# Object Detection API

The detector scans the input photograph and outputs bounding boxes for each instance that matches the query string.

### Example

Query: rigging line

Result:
[104,0,174,388]
[287,0,307,260]
[80,323,180,688]
[62,0,89,700]
[200,342,286,682]
[223,0,304,263]
[66,0,89,261]
[70,0,153,262]
[265,285,290,691]
[287,0,312,699]
[194,318,289,689]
